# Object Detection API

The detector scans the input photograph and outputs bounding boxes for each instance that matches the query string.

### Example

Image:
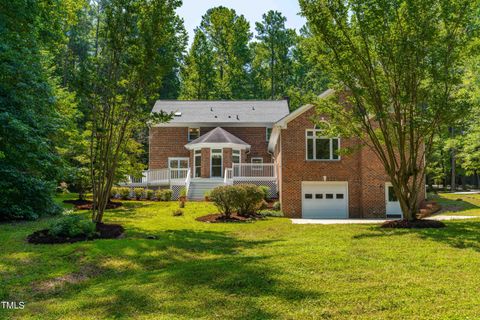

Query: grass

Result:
[431,192,480,216]
[2,194,480,319]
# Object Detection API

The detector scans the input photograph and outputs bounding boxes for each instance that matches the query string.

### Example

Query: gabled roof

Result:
[185,127,250,150]
[268,89,335,152]
[152,100,290,126]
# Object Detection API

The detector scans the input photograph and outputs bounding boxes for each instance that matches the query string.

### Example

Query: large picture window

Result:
[306,129,340,160]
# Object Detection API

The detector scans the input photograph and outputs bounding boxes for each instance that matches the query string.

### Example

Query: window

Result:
[266,128,272,142]
[306,129,340,160]
[251,157,263,172]
[336,194,344,199]
[325,194,334,199]
[388,186,398,202]
[305,193,313,199]
[168,157,189,169]
[315,194,323,199]
[194,150,201,178]
[188,128,200,141]
[232,150,240,164]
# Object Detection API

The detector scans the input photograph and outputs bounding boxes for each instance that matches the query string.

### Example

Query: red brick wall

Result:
[201,148,210,178]
[200,127,272,163]
[149,127,190,169]
[223,148,232,174]
[278,107,401,218]
[149,126,272,170]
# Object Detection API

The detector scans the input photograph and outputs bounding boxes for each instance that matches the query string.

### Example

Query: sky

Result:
[177,0,307,46]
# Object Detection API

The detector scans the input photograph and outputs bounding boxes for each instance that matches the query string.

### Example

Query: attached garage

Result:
[301,181,349,219]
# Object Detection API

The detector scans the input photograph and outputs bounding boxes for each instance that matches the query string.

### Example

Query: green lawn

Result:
[2,194,480,319]
[432,192,480,216]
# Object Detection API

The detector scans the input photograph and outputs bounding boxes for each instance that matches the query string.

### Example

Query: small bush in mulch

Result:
[196,213,263,223]
[381,219,446,229]
[27,223,124,244]
[172,209,184,216]
[63,199,122,210]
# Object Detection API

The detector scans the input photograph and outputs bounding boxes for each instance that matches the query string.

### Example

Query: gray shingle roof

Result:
[185,127,249,147]
[152,100,290,124]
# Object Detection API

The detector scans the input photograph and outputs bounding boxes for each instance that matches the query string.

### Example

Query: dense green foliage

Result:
[180,8,329,108]
[210,184,266,217]
[0,0,80,220]
[49,214,97,238]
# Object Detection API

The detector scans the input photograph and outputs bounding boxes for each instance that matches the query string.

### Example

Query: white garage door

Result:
[302,182,349,219]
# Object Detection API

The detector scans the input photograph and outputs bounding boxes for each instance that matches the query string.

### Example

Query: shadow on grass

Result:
[353,221,480,252]
[17,229,317,319]
[432,194,480,213]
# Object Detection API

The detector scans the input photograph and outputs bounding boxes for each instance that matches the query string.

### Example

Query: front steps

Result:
[188,179,225,200]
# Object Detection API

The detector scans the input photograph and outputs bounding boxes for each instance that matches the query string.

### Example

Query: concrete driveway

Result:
[291,215,477,224]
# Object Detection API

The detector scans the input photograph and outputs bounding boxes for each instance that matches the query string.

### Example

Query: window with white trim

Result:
[251,157,263,164]
[266,128,272,142]
[168,157,189,169]
[306,129,340,160]
[188,128,200,141]
[232,150,240,164]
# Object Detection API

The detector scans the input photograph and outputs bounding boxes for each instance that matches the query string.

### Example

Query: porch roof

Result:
[185,127,250,150]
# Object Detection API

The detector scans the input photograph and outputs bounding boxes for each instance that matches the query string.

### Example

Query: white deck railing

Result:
[224,168,233,185]
[232,163,276,180]
[122,164,276,186]
[185,168,192,195]
[122,168,189,186]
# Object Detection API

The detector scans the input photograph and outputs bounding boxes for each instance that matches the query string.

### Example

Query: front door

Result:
[211,149,222,178]
[385,183,402,218]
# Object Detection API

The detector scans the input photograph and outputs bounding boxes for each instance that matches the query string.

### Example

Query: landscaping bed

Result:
[27,223,124,244]
[63,199,123,210]
[381,219,446,229]
[196,213,263,223]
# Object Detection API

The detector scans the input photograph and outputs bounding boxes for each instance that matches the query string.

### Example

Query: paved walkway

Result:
[291,215,478,225]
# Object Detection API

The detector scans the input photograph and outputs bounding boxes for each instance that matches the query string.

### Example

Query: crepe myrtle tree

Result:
[300,0,477,220]
[88,0,181,223]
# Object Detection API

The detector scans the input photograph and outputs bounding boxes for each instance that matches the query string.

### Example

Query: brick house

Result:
[125,89,425,219]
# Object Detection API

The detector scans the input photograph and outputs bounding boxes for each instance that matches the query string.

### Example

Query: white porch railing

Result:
[121,168,189,186]
[224,168,233,185]
[185,168,192,195]
[232,163,276,180]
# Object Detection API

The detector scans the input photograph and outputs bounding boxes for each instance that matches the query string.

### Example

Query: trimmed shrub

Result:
[172,209,184,216]
[272,201,281,211]
[133,188,144,200]
[179,187,187,198]
[155,189,173,201]
[118,187,131,200]
[258,186,270,200]
[235,184,265,216]
[145,189,155,200]
[204,190,211,201]
[210,185,239,218]
[110,186,120,199]
[49,215,97,238]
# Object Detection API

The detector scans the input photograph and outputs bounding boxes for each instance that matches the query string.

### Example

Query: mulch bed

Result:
[196,213,263,223]
[63,199,123,210]
[381,219,446,229]
[27,223,125,244]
